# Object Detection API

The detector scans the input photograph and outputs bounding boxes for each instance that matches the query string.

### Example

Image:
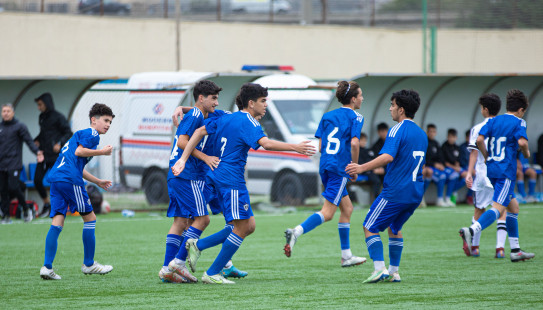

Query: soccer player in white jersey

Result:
[346,89,428,283]
[464,93,507,258]
[172,83,316,284]
[40,103,115,280]
[459,89,534,263]
[283,80,366,267]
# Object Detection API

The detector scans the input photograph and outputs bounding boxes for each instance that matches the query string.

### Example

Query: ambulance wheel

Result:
[272,172,304,206]
[143,170,168,205]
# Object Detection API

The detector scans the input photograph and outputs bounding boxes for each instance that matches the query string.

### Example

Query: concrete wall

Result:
[1,13,543,79]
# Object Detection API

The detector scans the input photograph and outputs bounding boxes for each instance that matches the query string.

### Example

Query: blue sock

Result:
[175,226,202,261]
[506,212,519,238]
[338,223,350,250]
[163,233,183,267]
[454,178,466,192]
[44,225,62,269]
[82,221,96,267]
[446,177,457,197]
[517,181,526,196]
[365,235,384,262]
[477,208,500,231]
[528,180,536,196]
[197,224,234,251]
[388,238,403,267]
[207,232,243,276]
[423,179,431,192]
[436,179,445,198]
[300,212,324,234]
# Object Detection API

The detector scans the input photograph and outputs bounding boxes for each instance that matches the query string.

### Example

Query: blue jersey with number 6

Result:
[315,107,364,178]
[379,120,427,204]
[479,113,528,180]
[47,128,100,186]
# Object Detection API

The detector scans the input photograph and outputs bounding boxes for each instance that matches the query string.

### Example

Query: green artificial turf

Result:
[1,204,542,309]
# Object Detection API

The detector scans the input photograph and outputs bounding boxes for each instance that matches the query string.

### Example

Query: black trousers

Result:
[34,161,55,199]
[0,170,27,218]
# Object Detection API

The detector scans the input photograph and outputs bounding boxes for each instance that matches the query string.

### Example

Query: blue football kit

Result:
[47,128,100,216]
[315,107,364,206]
[479,113,528,206]
[364,120,428,234]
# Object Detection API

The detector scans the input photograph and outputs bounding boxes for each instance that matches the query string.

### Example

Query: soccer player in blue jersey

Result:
[159,80,222,283]
[40,103,115,280]
[283,80,367,267]
[172,83,316,284]
[464,93,507,258]
[346,89,428,283]
[459,89,535,262]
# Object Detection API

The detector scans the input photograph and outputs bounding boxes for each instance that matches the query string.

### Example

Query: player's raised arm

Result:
[177,133,219,169]
[257,137,316,156]
[345,153,393,175]
[172,126,209,176]
[74,144,112,157]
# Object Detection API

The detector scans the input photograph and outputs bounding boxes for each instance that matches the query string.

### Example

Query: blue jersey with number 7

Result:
[315,107,364,178]
[379,120,427,204]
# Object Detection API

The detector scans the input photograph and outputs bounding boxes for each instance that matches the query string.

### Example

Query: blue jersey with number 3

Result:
[479,113,528,180]
[379,120,427,204]
[47,128,100,186]
[205,111,266,189]
[315,107,364,178]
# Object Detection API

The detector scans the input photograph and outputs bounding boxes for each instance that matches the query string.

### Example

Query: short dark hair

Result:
[506,89,528,112]
[193,80,222,101]
[465,129,470,138]
[427,123,436,130]
[236,83,268,110]
[377,122,389,131]
[360,132,367,139]
[390,89,420,119]
[336,81,361,105]
[89,103,115,122]
[447,128,457,136]
[478,93,501,116]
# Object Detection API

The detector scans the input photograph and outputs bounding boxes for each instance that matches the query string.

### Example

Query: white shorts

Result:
[474,187,493,209]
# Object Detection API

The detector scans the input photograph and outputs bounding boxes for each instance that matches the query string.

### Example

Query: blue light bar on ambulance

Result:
[241,65,295,72]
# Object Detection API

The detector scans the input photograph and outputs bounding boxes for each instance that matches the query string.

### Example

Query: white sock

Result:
[470,222,482,234]
[388,265,399,274]
[294,225,304,238]
[472,217,481,247]
[173,258,185,266]
[496,220,507,248]
[224,260,233,269]
[509,237,520,250]
[341,249,353,260]
[374,260,385,271]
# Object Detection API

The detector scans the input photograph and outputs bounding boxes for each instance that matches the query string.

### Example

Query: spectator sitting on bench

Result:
[516,152,538,203]
[357,132,384,200]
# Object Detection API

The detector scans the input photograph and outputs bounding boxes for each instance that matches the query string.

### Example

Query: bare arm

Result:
[345,154,393,175]
[465,149,478,189]
[476,135,488,160]
[257,137,316,155]
[518,137,530,158]
[349,137,360,181]
[177,134,211,162]
[83,169,112,190]
[172,126,208,176]
[172,106,193,127]
[75,145,112,157]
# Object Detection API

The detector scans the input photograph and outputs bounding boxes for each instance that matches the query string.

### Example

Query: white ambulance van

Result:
[95,69,333,205]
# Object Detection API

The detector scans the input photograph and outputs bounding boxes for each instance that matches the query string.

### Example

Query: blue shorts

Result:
[167,177,208,218]
[215,186,253,223]
[363,195,419,235]
[320,170,348,206]
[50,181,92,217]
[490,178,515,207]
[203,181,222,215]
[443,167,460,180]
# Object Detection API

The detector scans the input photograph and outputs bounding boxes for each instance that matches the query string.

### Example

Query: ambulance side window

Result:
[260,112,284,141]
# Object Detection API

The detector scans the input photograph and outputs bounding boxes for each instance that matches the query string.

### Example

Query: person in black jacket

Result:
[33,93,73,218]
[422,124,447,206]
[0,103,43,223]
[370,122,389,157]
[441,128,467,206]
[357,133,384,200]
